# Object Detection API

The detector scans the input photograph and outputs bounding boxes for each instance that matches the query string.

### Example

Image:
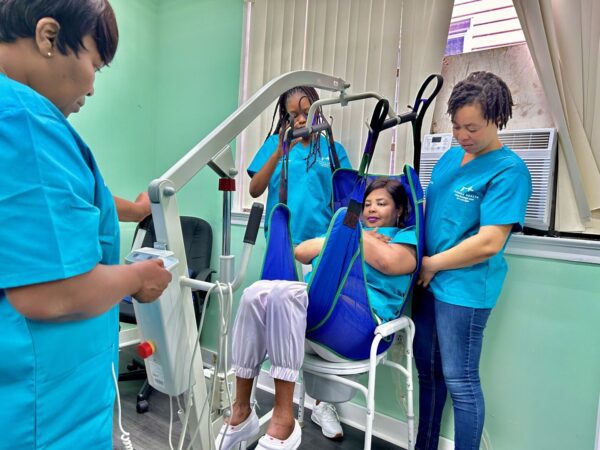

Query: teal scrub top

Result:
[425,146,531,309]
[247,134,351,244]
[0,74,120,449]
[363,226,417,322]
[307,226,416,323]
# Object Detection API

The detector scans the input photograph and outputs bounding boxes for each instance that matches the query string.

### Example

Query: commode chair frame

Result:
[299,315,416,450]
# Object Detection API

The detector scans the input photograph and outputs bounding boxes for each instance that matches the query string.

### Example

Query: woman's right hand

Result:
[131,259,173,302]
[249,125,302,198]
[277,121,303,156]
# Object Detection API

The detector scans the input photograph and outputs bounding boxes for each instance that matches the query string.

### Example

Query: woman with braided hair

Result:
[243,87,352,441]
[413,71,532,450]
[248,86,352,245]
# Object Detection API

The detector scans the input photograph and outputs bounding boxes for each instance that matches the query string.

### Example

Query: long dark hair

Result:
[363,177,409,227]
[265,86,333,171]
[447,71,513,130]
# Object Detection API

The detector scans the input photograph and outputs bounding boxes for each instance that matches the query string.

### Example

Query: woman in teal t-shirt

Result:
[247,86,352,245]
[216,177,417,450]
[413,71,532,450]
[0,2,171,448]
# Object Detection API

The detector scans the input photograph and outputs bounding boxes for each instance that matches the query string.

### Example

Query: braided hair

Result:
[447,71,513,130]
[265,86,332,171]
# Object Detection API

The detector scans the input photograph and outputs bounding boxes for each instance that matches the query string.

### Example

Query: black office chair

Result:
[118,215,214,413]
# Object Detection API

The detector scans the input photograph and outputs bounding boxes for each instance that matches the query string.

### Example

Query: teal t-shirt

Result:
[0,74,120,449]
[363,226,417,322]
[307,226,417,322]
[248,134,351,244]
[425,145,531,309]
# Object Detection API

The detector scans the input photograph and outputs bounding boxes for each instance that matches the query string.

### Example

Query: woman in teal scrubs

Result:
[413,72,532,450]
[248,86,352,245]
[0,2,172,448]
[247,86,352,439]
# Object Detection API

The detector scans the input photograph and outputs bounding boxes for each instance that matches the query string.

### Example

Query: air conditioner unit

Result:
[420,128,558,232]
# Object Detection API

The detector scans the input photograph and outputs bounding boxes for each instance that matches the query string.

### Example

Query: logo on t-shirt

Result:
[317,156,331,168]
[453,185,480,203]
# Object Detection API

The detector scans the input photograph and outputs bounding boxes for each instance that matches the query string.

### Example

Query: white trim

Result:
[256,370,454,450]
[118,326,140,349]
[595,394,600,450]
[506,234,600,264]
[231,211,600,265]
[232,210,264,228]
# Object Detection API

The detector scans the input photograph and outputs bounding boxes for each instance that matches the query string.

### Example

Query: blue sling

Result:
[260,119,340,281]
[259,94,430,360]
[306,165,424,360]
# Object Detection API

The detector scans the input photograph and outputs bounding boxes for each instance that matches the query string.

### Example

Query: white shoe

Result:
[311,402,343,440]
[255,419,301,450]
[215,409,259,450]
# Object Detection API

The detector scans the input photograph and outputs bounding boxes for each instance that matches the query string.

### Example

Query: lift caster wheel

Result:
[136,400,149,414]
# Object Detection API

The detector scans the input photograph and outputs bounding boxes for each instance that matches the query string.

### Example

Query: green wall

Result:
[152,0,260,349]
[71,2,599,449]
[69,0,160,251]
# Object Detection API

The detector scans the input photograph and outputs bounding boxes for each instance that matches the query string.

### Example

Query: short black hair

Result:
[0,0,118,65]
[363,177,410,227]
[447,71,513,130]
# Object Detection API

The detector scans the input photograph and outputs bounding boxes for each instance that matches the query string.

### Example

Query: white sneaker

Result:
[215,409,260,450]
[310,402,343,440]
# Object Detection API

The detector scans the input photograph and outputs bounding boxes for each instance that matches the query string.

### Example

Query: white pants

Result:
[231,280,308,383]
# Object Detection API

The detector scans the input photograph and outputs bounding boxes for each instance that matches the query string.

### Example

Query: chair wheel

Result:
[136,399,149,414]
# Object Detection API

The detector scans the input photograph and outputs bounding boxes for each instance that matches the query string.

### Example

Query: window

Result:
[446,0,525,55]
[234,0,403,215]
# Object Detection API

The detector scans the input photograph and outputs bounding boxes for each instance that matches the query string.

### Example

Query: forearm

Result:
[6,264,143,322]
[113,196,148,222]
[249,148,282,198]
[363,234,416,275]
[294,238,325,264]
[428,225,511,272]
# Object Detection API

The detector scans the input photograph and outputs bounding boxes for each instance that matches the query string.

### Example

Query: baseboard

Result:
[257,370,454,450]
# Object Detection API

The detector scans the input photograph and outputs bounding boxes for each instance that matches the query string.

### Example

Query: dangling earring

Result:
[47,52,52,57]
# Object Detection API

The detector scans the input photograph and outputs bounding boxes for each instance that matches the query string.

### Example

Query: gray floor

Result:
[113,375,405,450]
[114,348,405,450]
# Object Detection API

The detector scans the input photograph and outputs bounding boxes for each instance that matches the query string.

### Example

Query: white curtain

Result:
[235,0,452,213]
[513,0,600,233]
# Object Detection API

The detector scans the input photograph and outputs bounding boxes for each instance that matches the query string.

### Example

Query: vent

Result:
[420,128,558,231]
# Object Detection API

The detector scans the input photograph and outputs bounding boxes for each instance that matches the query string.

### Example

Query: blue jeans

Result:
[412,288,491,450]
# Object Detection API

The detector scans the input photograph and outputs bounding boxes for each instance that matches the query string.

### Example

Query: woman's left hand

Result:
[363,228,391,243]
[418,256,438,288]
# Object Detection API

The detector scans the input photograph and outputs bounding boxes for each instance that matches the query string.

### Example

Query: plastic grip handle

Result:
[291,123,329,140]
[244,202,264,244]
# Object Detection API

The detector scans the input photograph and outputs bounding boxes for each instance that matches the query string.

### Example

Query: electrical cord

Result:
[111,363,134,450]
[185,281,234,450]
[175,282,216,450]
[169,395,175,450]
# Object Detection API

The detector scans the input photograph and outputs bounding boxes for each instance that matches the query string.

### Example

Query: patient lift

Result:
[251,78,441,450]
[123,70,441,450]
